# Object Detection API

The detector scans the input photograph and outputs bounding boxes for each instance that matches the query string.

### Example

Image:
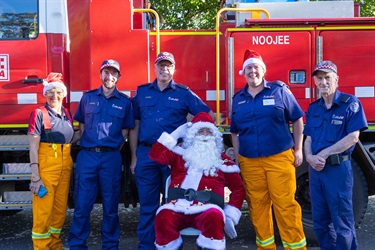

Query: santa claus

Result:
[149,112,245,250]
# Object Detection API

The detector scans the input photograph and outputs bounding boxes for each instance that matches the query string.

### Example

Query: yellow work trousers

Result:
[239,149,306,250]
[32,142,73,250]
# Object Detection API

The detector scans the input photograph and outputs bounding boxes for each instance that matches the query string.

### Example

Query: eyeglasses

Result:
[156,63,174,69]
[46,90,64,97]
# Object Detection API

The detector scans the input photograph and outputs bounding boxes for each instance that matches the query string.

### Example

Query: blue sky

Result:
[1,0,37,14]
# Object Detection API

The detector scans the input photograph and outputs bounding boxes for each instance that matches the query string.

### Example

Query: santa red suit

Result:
[149,112,245,250]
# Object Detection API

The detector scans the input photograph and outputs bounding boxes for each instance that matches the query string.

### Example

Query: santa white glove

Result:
[170,122,191,140]
[224,218,237,239]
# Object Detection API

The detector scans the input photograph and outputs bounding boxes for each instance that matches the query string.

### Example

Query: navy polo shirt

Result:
[303,90,368,155]
[28,104,74,143]
[132,79,210,144]
[230,80,304,158]
[74,86,134,149]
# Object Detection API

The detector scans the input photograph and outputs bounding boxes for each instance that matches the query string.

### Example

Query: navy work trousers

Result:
[68,149,122,250]
[135,144,170,250]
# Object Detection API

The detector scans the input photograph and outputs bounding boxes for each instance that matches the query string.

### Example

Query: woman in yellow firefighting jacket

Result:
[28,72,77,250]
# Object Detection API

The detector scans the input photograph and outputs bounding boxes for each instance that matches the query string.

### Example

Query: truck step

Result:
[3,163,31,174]
[0,135,29,151]
[1,163,31,180]
[0,191,32,210]
[3,191,32,202]
[0,201,32,210]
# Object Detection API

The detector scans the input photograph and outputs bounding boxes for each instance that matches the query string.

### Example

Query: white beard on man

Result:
[182,134,223,177]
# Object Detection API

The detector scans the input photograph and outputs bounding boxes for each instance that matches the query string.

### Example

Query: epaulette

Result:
[310,98,321,105]
[85,89,97,93]
[138,83,151,88]
[118,92,130,99]
[340,93,352,103]
[269,80,286,87]
[232,90,242,99]
[176,83,189,90]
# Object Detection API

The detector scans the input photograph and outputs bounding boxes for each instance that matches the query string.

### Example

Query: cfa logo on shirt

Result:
[112,104,123,110]
[168,97,179,102]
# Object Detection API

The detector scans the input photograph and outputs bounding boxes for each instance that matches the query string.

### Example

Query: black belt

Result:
[326,154,350,165]
[82,147,117,152]
[168,188,224,208]
[138,142,153,147]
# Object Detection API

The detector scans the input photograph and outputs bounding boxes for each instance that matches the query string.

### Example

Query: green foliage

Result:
[356,0,375,17]
[151,0,221,29]
[151,0,375,30]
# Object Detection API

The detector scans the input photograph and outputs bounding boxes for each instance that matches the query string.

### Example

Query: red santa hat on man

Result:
[189,112,217,133]
[42,72,67,97]
[238,49,266,75]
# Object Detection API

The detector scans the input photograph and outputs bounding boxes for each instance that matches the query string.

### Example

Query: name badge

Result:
[263,99,275,106]
[331,120,343,125]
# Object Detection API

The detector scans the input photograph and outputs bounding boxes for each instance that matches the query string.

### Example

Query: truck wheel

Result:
[295,164,316,244]
[295,160,368,245]
[351,160,368,228]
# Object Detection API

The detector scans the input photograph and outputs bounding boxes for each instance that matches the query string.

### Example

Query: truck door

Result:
[229,29,314,113]
[0,0,68,126]
[0,0,46,125]
[317,27,375,122]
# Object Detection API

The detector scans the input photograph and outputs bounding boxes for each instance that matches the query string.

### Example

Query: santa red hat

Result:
[189,112,217,133]
[43,72,67,97]
[239,49,266,75]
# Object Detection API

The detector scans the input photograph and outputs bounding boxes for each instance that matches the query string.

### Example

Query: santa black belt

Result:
[168,188,224,208]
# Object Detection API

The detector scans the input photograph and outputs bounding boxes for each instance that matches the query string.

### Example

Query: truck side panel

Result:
[319,29,375,121]
[67,0,150,115]
[148,32,218,112]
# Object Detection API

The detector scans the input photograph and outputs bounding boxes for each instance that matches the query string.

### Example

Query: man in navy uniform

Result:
[69,59,134,250]
[304,60,368,250]
[129,52,213,249]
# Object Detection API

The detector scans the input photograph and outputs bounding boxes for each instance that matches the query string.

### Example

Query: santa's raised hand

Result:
[170,122,192,140]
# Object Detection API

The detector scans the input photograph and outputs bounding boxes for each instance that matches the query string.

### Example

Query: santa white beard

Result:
[182,135,222,177]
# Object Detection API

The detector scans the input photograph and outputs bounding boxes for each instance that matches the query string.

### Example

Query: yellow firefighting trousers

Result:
[32,142,73,250]
[239,149,306,250]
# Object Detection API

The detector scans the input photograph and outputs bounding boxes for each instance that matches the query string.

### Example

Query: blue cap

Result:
[100,59,120,73]
[155,52,175,64]
[312,61,337,76]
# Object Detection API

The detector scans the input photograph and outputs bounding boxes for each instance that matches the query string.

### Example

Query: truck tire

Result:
[295,159,368,245]
[295,164,316,244]
[351,160,368,228]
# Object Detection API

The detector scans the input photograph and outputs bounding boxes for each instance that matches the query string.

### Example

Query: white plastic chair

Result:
[165,175,201,236]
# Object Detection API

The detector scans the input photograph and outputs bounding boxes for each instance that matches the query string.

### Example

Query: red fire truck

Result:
[1,0,374,241]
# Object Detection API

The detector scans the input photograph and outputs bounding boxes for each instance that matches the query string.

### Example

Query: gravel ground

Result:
[1,196,375,249]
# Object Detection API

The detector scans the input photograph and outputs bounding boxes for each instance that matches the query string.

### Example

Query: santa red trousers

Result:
[155,208,226,250]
